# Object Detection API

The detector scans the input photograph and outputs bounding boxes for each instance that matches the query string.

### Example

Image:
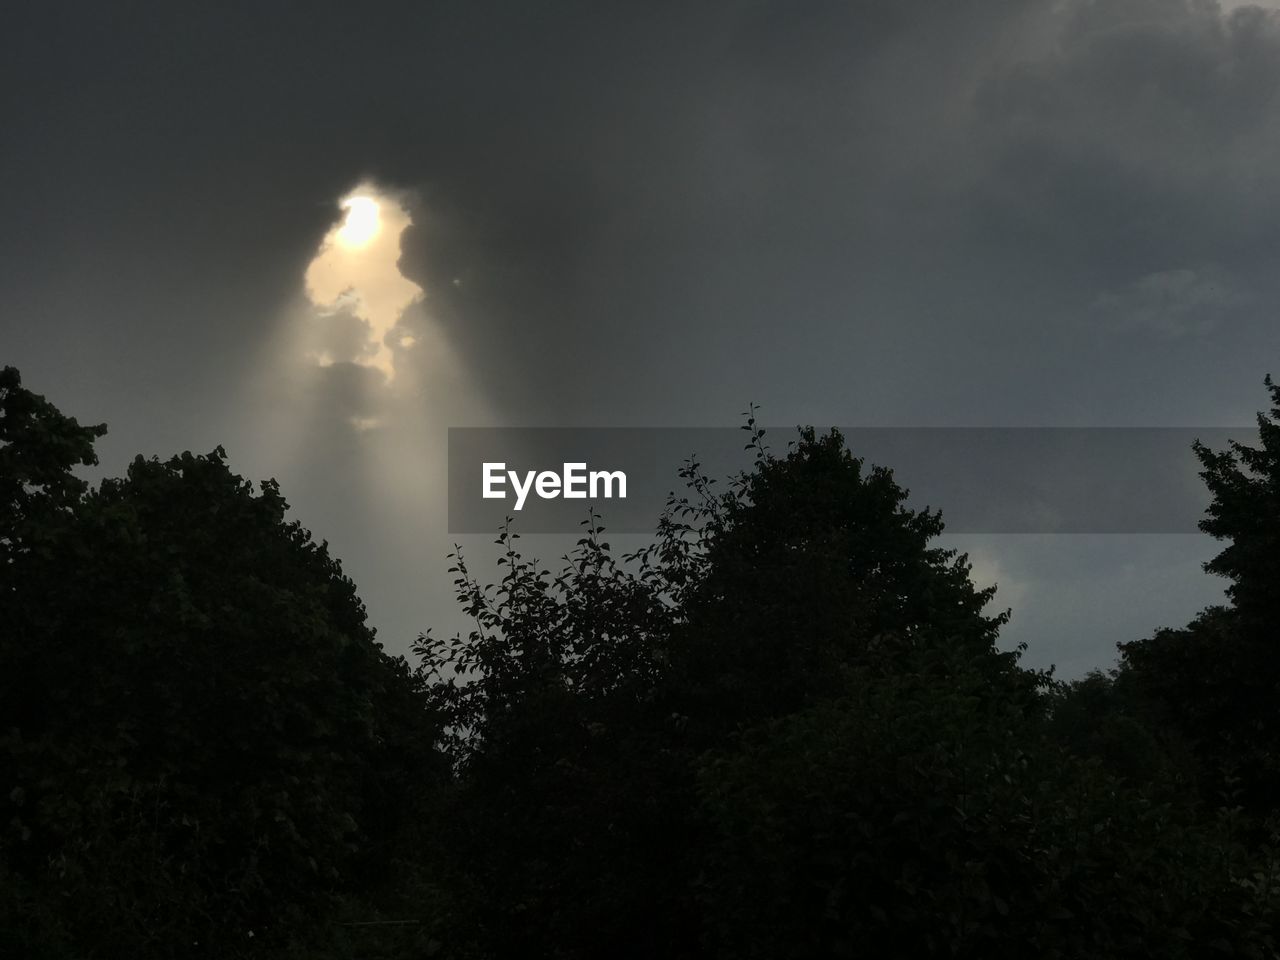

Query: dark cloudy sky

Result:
[4,0,1279,676]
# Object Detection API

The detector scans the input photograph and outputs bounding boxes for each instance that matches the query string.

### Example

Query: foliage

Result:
[667,423,1036,743]
[698,656,1276,959]
[1120,378,1280,815]
[0,367,442,957]
[6,369,1280,958]
[1046,669,1198,792]
[414,418,1279,958]
[1195,376,1280,627]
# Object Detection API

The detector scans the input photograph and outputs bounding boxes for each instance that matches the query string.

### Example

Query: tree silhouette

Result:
[0,365,105,566]
[5,370,1278,959]
[1121,376,1280,815]
[420,421,1278,959]
[0,368,441,957]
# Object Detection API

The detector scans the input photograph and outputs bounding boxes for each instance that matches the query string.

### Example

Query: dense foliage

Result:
[0,367,443,957]
[3,371,1279,957]
[1118,377,1280,816]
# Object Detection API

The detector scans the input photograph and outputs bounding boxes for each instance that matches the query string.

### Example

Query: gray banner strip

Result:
[447,427,1258,534]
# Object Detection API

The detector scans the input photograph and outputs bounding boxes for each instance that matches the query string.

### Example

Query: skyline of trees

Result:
[2,365,1278,958]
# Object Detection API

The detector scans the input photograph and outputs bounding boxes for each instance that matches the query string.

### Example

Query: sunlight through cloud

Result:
[304,184,423,381]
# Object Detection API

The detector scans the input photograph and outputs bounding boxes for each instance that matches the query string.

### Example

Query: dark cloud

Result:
[969,0,1280,272]
[2,0,1275,669]
[1090,265,1252,336]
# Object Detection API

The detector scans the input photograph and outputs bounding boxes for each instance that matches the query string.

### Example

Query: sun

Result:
[335,195,380,248]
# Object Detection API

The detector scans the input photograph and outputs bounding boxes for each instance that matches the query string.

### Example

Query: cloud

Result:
[1091,266,1251,336]
[310,362,391,431]
[303,185,423,381]
[968,0,1280,270]
[10,0,1280,665]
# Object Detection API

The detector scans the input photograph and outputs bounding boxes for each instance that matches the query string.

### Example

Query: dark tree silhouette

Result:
[1121,377,1280,815]
[0,365,105,566]
[0,368,442,958]
[5,371,1278,960]
[669,425,1033,743]
[420,420,1278,960]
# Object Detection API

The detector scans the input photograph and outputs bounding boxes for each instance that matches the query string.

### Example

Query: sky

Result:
[4,0,1280,677]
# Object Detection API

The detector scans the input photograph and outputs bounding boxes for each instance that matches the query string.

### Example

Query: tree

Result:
[697,658,1275,960]
[423,418,1279,959]
[1120,377,1280,814]
[417,514,697,959]
[1196,375,1280,628]
[0,365,105,567]
[420,424,1045,958]
[668,425,1035,741]
[0,369,442,958]
[1045,669,1196,791]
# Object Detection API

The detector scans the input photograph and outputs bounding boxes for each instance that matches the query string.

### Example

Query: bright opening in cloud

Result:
[303,184,423,381]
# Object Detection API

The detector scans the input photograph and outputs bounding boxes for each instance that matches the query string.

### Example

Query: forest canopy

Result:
[2,367,1279,959]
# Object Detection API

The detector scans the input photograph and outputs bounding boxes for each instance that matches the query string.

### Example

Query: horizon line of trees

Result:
[2,365,1279,958]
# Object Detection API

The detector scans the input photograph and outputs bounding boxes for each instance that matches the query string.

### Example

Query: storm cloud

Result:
[3,0,1277,671]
